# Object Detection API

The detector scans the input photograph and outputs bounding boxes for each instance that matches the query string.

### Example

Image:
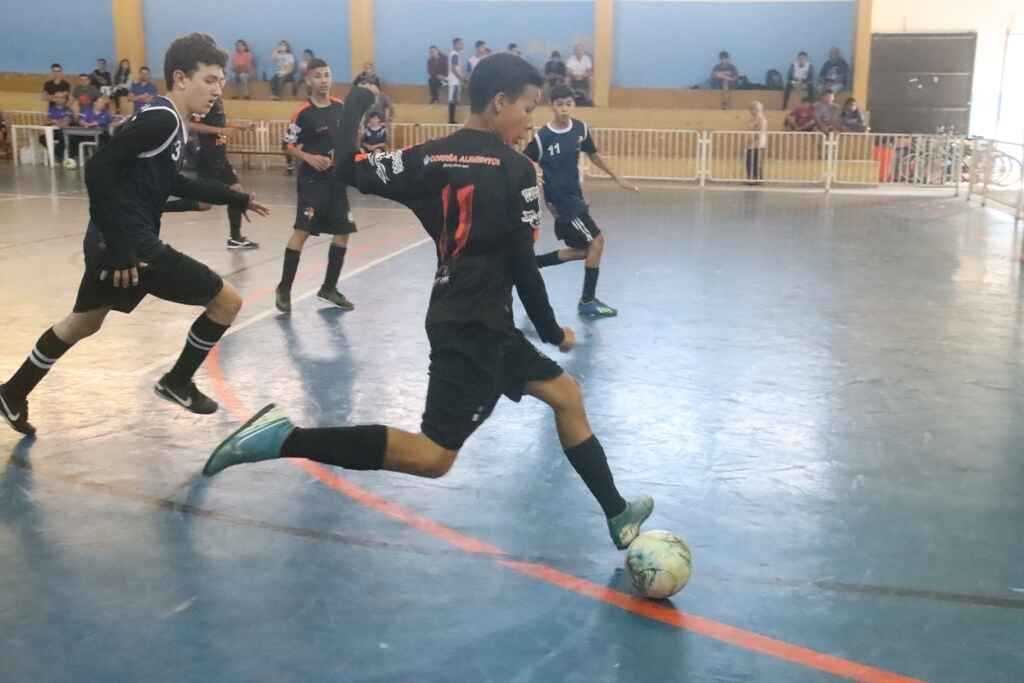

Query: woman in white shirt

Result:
[746,101,768,183]
[566,44,593,103]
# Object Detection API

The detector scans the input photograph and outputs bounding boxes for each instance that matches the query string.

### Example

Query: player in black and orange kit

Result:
[203,54,654,550]
[0,34,270,435]
[275,58,357,313]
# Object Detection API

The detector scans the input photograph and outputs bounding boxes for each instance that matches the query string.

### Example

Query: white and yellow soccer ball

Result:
[625,530,692,599]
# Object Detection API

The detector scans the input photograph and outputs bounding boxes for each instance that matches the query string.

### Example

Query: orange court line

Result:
[202,237,926,683]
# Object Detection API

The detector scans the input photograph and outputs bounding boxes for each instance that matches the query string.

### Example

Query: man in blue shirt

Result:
[129,66,159,112]
[524,85,637,318]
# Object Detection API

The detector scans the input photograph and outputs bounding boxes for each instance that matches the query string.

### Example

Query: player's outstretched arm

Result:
[587,152,639,192]
[170,174,269,217]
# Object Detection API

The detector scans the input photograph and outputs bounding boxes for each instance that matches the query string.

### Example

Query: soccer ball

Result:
[63,158,77,170]
[625,530,692,599]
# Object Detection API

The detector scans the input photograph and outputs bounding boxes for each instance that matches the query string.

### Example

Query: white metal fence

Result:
[966,139,1024,227]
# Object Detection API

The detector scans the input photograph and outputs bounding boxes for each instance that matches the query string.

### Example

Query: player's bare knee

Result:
[209,284,243,321]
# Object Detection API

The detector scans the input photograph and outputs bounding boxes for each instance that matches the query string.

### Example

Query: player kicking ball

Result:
[203,55,653,550]
[0,34,270,435]
[524,84,638,319]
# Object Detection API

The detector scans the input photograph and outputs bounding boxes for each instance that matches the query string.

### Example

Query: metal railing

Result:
[708,131,829,185]
[966,138,1024,228]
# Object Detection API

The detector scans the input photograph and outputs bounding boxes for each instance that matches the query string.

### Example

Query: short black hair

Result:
[98,58,107,64]
[366,111,383,121]
[469,52,543,114]
[453,37,463,45]
[51,63,62,70]
[79,73,89,78]
[798,51,808,57]
[475,40,486,49]
[307,58,329,71]
[719,51,730,59]
[164,33,227,87]
[508,43,518,50]
[140,66,151,72]
[550,50,561,58]
[550,84,574,102]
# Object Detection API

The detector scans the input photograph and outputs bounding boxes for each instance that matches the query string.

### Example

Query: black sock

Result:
[166,314,229,384]
[228,205,243,241]
[280,248,301,290]
[564,435,626,518]
[536,251,563,268]
[448,102,457,124]
[164,198,201,213]
[323,244,347,290]
[3,328,72,403]
[281,424,387,470]
[582,267,600,302]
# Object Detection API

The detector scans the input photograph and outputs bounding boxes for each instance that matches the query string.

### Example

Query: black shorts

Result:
[421,323,564,451]
[197,155,238,186]
[294,175,357,236]
[554,212,602,250]
[73,226,224,314]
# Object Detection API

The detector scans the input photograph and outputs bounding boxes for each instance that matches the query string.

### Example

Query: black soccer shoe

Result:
[317,287,355,311]
[226,237,260,250]
[0,383,36,436]
[275,284,292,313]
[154,375,219,415]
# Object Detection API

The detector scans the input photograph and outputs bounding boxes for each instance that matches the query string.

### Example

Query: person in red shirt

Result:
[784,96,818,132]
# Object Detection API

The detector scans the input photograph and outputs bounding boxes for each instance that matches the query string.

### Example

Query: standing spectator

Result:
[448,37,466,124]
[544,50,567,101]
[90,58,113,95]
[820,47,850,94]
[784,96,817,131]
[783,51,815,109]
[111,59,132,113]
[72,73,100,114]
[566,44,593,104]
[840,97,866,132]
[270,41,296,100]
[710,51,739,109]
[231,40,254,99]
[746,101,767,183]
[427,46,447,104]
[467,40,487,80]
[128,66,158,112]
[813,91,839,133]
[41,64,71,104]
[353,61,381,89]
[360,112,389,153]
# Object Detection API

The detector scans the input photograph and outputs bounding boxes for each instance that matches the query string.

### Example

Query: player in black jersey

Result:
[275,59,357,313]
[0,34,269,436]
[164,97,260,249]
[524,84,637,318]
[203,55,654,550]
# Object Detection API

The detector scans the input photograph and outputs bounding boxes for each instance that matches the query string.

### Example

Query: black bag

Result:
[765,69,784,90]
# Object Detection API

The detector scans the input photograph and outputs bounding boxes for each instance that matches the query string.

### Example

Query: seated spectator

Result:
[566,44,593,104]
[783,51,815,109]
[427,46,447,104]
[296,49,317,96]
[111,59,131,113]
[544,50,567,101]
[231,40,254,99]
[353,61,382,89]
[45,91,78,165]
[840,97,867,132]
[820,47,850,94]
[72,73,100,114]
[784,97,817,132]
[90,58,113,96]
[507,43,521,57]
[79,95,119,132]
[468,41,487,78]
[813,91,839,133]
[710,51,739,90]
[270,41,296,100]
[128,66,158,112]
[360,112,389,153]
[41,63,71,104]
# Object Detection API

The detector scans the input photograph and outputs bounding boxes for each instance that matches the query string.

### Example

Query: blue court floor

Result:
[1,166,1022,682]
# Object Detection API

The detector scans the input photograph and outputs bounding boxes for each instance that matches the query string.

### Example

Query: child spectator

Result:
[360,112,389,153]
[231,40,254,99]
[746,101,767,182]
[840,97,867,132]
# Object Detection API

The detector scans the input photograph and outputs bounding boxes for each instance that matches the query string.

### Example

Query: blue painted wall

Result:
[2,0,115,73]
[613,0,856,88]
[374,0,594,85]
[143,0,350,80]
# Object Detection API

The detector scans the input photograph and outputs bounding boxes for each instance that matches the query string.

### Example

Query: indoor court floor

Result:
[1,166,1022,682]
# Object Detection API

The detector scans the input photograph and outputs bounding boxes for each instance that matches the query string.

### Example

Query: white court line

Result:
[133,236,432,377]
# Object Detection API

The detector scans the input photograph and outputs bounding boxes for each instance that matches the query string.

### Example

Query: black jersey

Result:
[339,128,562,345]
[84,95,250,268]
[523,119,597,221]
[196,97,229,160]
[283,98,345,178]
